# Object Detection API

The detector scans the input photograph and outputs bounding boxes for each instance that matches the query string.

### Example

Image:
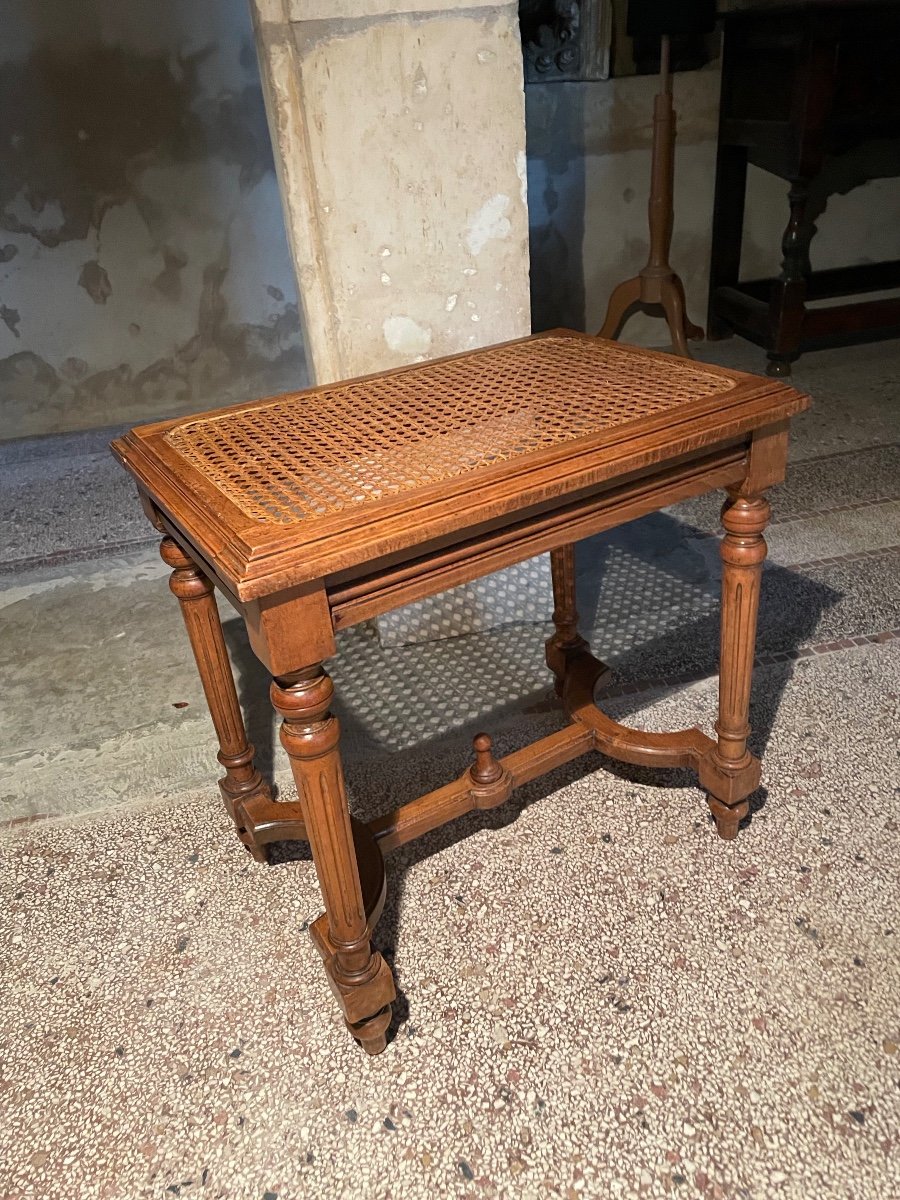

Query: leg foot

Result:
[353,1005,393,1055]
[707,794,750,841]
[659,276,692,358]
[675,275,704,341]
[766,356,793,378]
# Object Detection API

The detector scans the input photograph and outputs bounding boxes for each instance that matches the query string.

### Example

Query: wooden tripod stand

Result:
[598,36,704,357]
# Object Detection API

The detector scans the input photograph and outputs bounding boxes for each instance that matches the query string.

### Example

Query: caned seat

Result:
[163,335,737,525]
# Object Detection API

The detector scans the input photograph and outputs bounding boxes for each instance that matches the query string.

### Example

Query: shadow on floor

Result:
[219,511,840,1043]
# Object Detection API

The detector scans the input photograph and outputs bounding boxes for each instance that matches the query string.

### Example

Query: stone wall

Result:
[0,0,306,440]
[250,0,531,384]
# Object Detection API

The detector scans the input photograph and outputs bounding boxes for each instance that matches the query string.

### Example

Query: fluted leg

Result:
[161,536,271,860]
[272,666,395,1054]
[699,494,770,839]
[545,544,589,695]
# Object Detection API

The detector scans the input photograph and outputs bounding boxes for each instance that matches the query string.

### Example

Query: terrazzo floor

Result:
[1,338,899,1198]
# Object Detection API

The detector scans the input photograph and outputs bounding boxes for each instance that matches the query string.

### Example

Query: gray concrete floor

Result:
[1,337,899,1198]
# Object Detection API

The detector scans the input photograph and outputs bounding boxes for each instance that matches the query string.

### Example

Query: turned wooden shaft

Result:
[546,543,589,695]
[549,544,581,647]
[161,536,265,805]
[271,667,374,980]
[646,35,675,272]
[715,494,770,767]
[596,35,701,354]
[780,183,811,286]
[471,733,503,785]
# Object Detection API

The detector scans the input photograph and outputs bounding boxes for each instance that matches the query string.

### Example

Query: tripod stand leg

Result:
[597,276,642,341]
[659,276,692,358]
[675,275,705,341]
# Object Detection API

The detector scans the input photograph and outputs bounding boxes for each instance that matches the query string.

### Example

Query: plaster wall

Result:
[250,0,532,383]
[527,65,900,342]
[0,0,306,440]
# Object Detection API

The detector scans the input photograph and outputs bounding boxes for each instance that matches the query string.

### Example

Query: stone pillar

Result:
[250,1,547,648]
[250,0,531,385]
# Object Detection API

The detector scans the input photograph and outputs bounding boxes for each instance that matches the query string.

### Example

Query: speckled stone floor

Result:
[2,338,899,1199]
[3,645,899,1199]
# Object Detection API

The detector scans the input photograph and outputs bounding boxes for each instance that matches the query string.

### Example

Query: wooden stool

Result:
[112,331,809,1055]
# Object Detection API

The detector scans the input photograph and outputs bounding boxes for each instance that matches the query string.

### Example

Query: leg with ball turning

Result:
[272,665,395,1054]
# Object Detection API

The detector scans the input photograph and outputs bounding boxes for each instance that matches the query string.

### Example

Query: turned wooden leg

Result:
[698,494,770,839]
[767,181,811,378]
[272,666,395,1054]
[161,536,271,861]
[545,544,590,696]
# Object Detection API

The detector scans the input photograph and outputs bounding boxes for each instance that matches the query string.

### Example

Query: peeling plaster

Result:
[0,44,275,248]
[0,4,307,439]
[152,247,189,300]
[382,314,432,356]
[1,305,21,337]
[515,149,528,209]
[466,193,512,256]
[78,260,112,304]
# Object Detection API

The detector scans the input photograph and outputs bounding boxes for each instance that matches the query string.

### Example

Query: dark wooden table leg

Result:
[767,181,812,377]
[272,666,395,1054]
[707,143,748,341]
[161,536,271,861]
[699,493,770,839]
[545,544,589,696]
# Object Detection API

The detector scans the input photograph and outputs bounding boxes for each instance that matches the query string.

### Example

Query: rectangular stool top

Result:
[112,331,808,600]
[164,335,736,525]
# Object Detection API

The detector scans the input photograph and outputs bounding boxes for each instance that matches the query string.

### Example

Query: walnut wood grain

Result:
[327,447,749,630]
[565,652,714,768]
[370,723,595,854]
